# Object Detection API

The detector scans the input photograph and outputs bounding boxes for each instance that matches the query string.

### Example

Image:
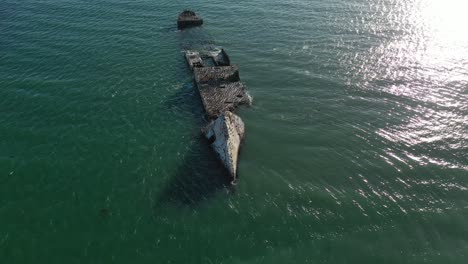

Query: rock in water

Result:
[204,111,245,182]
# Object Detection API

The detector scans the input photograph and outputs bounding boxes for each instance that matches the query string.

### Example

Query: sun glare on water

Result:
[348,0,468,170]
[419,0,468,43]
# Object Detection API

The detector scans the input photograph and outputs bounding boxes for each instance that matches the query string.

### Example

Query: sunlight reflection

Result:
[415,0,468,73]
[347,0,468,171]
[420,0,468,42]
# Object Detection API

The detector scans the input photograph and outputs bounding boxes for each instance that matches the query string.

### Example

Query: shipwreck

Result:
[179,12,251,183]
[177,10,204,30]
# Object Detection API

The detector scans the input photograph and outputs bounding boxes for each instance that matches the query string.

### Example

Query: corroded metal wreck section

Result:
[185,50,203,70]
[187,53,251,118]
[197,81,251,119]
[194,65,240,84]
[177,10,203,30]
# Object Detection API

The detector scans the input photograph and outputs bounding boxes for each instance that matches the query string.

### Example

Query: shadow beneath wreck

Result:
[153,27,236,208]
[163,77,209,127]
[155,138,233,207]
[164,81,201,115]
[177,26,216,52]
[155,78,233,207]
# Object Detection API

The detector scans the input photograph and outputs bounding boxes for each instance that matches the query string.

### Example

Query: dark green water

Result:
[1,0,467,263]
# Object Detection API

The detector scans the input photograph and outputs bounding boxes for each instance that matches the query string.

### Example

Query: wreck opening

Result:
[207,134,216,145]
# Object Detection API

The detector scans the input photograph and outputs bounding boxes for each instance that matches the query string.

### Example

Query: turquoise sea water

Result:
[1,0,467,263]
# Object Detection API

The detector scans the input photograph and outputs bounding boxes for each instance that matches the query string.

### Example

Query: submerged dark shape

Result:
[177,10,204,30]
[155,140,232,207]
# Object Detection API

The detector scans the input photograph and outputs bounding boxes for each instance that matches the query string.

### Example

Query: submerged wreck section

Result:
[177,10,204,30]
[181,11,251,183]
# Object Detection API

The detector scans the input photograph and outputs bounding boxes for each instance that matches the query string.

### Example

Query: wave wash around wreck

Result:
[178,10,252,184]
